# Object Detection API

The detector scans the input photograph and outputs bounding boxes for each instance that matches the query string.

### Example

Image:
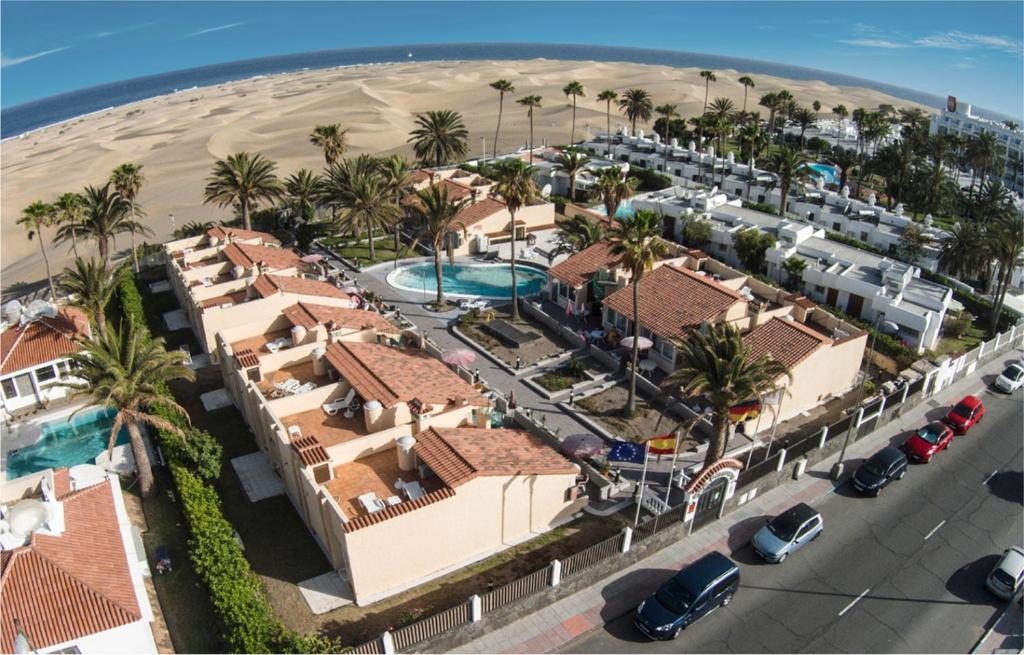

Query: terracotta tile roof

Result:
[291,435,330,466]
[409,169,432,184]
[222,242,300,270]
[456,198,507,229]
[1,308,90,376]
[251,275,348,300]
[414,427,577,488]
[207,225,279,244]
[785,293,817,310]
[342,487,456,533]
[549,241,622,288]
[324,341,486,409]
[282,302,397,334]
[0,479,142,651]
[603,265,745,340]
[742,317,831,369]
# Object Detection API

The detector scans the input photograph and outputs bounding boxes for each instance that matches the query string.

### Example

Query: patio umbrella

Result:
[301,254,324,263]
[560,434,604,458]
[620,336,653,350]
[442,348,477,367]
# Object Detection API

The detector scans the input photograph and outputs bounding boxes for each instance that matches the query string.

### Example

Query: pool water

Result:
[388,263,548,299]
[805,163,839,185]
[591,201,636,219]
[6,407,129,480]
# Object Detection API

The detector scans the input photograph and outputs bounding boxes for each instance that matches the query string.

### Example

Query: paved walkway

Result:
[974,596,1024,654]
[451,349,1021,654]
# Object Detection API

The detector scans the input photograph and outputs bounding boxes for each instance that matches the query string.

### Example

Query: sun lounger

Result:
[322,389,360,416]
[292,382,317,394]
[458,297,489,311]
[274,379,301,394]
[401,480,426,501]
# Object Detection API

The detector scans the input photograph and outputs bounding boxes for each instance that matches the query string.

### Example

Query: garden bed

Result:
[526,356,605,399]
[457,304,579,368]
[575,383,693,442]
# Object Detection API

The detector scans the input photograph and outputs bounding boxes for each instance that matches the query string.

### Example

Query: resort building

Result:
[1,467,158,654]
[215,317,583,605]
[405,167,557,257]
[489,147,629,201]
[930,98,1024,195]
[1,305,90,414]
[598,252,867,425]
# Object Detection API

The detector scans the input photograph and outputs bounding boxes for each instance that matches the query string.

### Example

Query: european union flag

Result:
[608,440,647,464]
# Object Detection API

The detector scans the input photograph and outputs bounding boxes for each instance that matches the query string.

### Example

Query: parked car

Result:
[943,395,985,434]
[852,446,908,495]
[635,552,739,640]
[752,503,823,563]
[903,421,955,463]
[994,364,1024,393]
[986,546,1024,600]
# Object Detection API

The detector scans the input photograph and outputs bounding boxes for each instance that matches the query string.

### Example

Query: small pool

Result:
[6,407,129,480]
[805,163,839,185]
[387,263,548,299]
[590,201,636,219]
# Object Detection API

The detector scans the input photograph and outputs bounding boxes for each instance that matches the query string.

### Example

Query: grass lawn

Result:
[335,243,415,263]
[934,323,986,357]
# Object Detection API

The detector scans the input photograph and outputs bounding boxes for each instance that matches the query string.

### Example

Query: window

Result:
[35,365,57,384]
[12,373,33,398]
[718,243,728,252]
[1,378,16,399]
[860,232,869,242]
[814,285,825,293]
[640,327,654,340]
[833,222,841,231]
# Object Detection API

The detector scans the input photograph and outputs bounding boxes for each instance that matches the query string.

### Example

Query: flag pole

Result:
[762,388,787,463]
[662,429,681,507]
[633,442,650,527]
[745,392,766,470]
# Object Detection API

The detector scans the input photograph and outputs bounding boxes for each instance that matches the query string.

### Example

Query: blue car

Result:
[752,503,823,563]
[635,552,739,640]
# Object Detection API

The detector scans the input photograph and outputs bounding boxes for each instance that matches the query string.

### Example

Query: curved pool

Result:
[805,163,839,185]
[388,263,548,299]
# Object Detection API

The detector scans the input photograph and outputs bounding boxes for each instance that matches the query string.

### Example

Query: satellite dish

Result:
[540,184,552,199]
[3,300,23,325]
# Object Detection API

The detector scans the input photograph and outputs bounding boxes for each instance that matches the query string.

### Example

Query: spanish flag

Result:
[728,399,762,422]
[647,434,677,455]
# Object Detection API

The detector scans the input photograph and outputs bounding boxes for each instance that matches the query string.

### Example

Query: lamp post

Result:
[831,311,884,480]
[168,213,175,230]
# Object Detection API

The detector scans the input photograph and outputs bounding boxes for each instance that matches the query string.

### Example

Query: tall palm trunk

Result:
[126,421,155,497]
[241,197,252,231]
[433,248,445,305]
[130,207,140,273]
[99,237,110,267]
[703,412,729,470]
[570,95,577,146]
[492,92,504,160]
[38,235,56,300]
[569,173,577,203]
[510,209,520,321]
[528,112,535,166]
[70,227,80,258]
[626,277,641,417]
[606,101,613,158]
[367,222,377,262]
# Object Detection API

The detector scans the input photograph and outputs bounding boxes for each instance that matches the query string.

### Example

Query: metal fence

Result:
[481,566,551,612]
[350,637,385,654]
[390,602,472,652]
[562,533,623,578]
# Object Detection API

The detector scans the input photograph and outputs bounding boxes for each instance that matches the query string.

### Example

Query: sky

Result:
[2,1,1022,115]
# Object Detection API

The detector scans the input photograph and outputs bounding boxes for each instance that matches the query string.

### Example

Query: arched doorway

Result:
[692,476,728,530]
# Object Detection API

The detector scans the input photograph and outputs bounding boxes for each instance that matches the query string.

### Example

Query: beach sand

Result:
[1,58,927,292]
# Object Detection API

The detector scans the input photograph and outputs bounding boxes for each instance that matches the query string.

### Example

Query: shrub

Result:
[626,168,671,191]
[742,200,780,216]
[549,195,571,213]
[565,356,587,378]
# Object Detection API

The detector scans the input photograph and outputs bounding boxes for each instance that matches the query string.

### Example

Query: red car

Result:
[943,395,985,434]
[903,421,954,463]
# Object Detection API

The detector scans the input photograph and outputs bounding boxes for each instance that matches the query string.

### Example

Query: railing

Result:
[350,637,385,654]
[562,533,623,578]
[390,602,472,652]
[481,566,550,612]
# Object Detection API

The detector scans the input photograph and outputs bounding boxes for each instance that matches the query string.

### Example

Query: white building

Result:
[487,147,628,200]
[930,98,1024,195]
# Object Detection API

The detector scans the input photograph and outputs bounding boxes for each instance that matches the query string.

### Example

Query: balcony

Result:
[232,328,295,358]
[281,407,369,448]
[324,448,446,519]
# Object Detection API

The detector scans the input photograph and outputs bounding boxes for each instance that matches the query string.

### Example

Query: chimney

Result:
[363,399,384,431]
[311,345,326,375]
[292,324,308,347]
[395,435,417,471]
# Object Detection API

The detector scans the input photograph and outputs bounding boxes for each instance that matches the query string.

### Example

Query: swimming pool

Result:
[804,163,839,185]
[6,407,129,480]
[590,201,636,219]
[387,263,548,299]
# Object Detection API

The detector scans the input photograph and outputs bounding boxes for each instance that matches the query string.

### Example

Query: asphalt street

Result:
[560,382,1023,654]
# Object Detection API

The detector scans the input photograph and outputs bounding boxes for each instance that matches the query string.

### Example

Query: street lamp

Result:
[168,213,176,230]
[831,311,884,480]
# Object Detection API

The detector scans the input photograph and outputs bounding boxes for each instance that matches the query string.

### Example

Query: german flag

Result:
[647,434,677,455]
[728,399,761,422]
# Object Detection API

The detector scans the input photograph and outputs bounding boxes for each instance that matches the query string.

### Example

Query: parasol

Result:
[620,336,653,350]
[301,254,324,263]
[560,433,604,458]
[441,348,477,366]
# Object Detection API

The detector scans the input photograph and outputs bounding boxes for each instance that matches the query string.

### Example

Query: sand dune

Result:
[1,58,928,292]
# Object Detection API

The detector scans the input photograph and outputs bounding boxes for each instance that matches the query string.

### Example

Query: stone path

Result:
[231,451,286,502]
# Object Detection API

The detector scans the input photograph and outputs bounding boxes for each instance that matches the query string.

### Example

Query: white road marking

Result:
[839,588,871,616]
[925,520,946,540]
[983,470,999,485]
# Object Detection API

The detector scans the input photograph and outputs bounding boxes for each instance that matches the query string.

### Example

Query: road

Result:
[560,385,1023,654]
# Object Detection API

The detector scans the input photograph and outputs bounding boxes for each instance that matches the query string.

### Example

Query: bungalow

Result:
[0,306,90,413]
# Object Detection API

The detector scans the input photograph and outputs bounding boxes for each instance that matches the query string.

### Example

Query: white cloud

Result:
[188,22,245,37]
[95,22,156,39]
[914,31,1020,53]
[0,46,70,68]
[838,39,910,49]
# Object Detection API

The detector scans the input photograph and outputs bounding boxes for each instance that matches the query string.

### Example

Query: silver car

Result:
[986,546,1024,600]
[752,503,823,563]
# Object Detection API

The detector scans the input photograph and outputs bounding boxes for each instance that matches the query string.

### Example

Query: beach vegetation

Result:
[406,183,469,306]
[489,157,538,321]
[562,80,585,146]
[17,201,58,299]
[553,148,589,202]
[489,80,515,159]
[310,123,349,166]
[596,89,618,158]
[58,257,116,333]
[551,213,605,259]
[595,166,639,228]
[110,162,147,272]
[617,88,652,137]
[203,152,283,232]
[52,192,85,258]
[517,95,542,165]
[407,109,469,168]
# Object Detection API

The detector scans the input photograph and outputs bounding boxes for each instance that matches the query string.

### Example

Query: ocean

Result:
[0,42,1006,139]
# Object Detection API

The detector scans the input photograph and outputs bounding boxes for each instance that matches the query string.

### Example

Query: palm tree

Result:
[967,131,1003,191]
[408,110,469,168]
[53,192,84,258]
[938,221,987,280]
[707,97,735,186]
[812,100,822,116]
[617,88,653,137]
[310,124,349,166]
[832,104,849,149]
[18,202,57,299]
[738,76,755,113]
[791,106,817,149]
[553,149,590,202]
[551,214,605,258]
[110,163,146,272]
[1002,120,1020,131]
[78,184,141,265]
[738,122,766,201]
[324,155,400,262]
[697,70,717,154]
[375,154,413,262]
[490,158,537,321]
[987,214,1024,336]
[283,168,324,222]
[781,256,807,291]
[667,322,791,471]
[63,321,194,497]
[406,184,470,305]
[767,146,810,216]
[597,89,619,157]
[595,166,639,228]
[655,103,679,171]
[58,258,116,333]
[759,92,780,138]
[174,221,215,239]
[203,152,283,232]
[831,148,858,192]
[562,80,585,146]
[517,95,542,165]
[608,210,668,417]
[489,80,515,159]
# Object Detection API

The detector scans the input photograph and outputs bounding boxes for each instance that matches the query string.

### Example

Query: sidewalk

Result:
[973,596,1024,654]
[453,348,1022,655]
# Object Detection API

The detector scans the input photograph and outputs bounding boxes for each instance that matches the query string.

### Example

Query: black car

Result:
[852,446,908,495]
[635,552,739,640]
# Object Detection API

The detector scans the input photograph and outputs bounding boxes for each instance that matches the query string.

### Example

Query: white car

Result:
[994,364,1024,393]
[986,546,1024,600]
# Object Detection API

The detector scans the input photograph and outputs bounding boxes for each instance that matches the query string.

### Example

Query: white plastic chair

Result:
[292,381,317,394]
[322,389,358,416]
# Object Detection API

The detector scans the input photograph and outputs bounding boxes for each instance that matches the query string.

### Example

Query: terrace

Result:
[324,448,446,519]
[199,289,248,309]
[257,360,331,398]
[231,328,295,358]
[280,405,369,447]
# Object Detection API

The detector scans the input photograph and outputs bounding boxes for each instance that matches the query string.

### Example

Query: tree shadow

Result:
[726,514,770,556]
[598,566,676,624]
[0,278,50,303]
[946,554,1002,607]
[987,471,1024,505]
